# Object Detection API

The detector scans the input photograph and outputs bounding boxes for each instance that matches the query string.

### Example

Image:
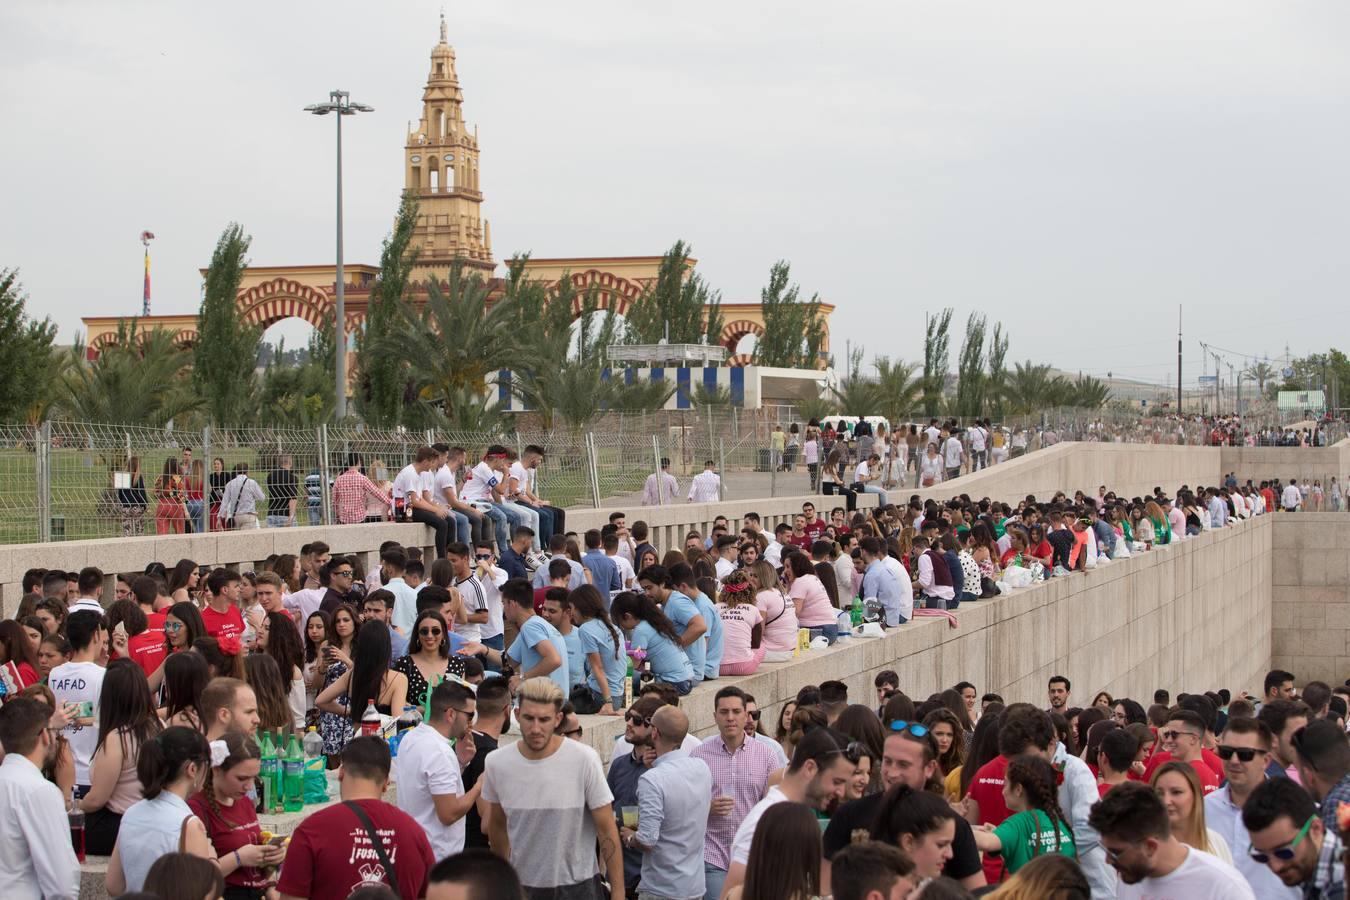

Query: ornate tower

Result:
[405,15,494,274]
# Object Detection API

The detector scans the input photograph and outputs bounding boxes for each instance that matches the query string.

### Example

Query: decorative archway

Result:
[549,269,645,318]
[236,277,337,332]
[720,318,764,355]
[172,329,199,350]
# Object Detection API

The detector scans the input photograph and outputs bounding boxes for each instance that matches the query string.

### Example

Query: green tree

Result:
[58,321,200,424]
[1002,361,1060,414]
[1244,360,1276,396]
[954,312,988,418]
[258,326,336,427]
[0,269,58,424]
[830,348,883,418]
[986,323,1009,417]
[193,224,260,424]
[1068,375,1110,409]
[921,308,953,416]
[752,261,826,369]
[874,356,921,425]
[389,262,519,412]
[353,194,420,427]
[795,393,835,425]
[622,240,723,345]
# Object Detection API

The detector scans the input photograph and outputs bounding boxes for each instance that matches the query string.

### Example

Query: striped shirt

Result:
[454,574,487,642]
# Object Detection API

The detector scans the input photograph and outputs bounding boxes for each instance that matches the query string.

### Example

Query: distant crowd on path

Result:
[1,465,1347,899]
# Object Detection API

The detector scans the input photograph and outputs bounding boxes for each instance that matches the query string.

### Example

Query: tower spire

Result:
[439,8,447,43]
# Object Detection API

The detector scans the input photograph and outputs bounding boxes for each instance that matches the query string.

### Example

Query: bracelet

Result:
[234,849,242,868]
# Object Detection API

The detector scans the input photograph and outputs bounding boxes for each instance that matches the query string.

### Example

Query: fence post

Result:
[585,432,602,508]
[37,421,52,542]
[319,425,333,526]
[652,435,664,506]
[718,437,727,501]
[201,425,213,533]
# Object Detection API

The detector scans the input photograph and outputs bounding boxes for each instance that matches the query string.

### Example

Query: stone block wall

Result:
[1271,512,1350,684]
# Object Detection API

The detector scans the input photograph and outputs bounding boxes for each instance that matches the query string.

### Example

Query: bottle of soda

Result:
[283,735,304,812]
[302,725,324,761]
[361,699,382,737]
[394,494,406,522]
[850,595,864,628]
[68,788,85,863]
[258,732,277,814]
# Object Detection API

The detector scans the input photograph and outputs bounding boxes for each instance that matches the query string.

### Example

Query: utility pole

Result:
[1213,352,1222,412]
[1177,306,1183,412]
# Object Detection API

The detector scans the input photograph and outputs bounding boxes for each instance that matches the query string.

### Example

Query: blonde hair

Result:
[985,853,1089,899]
[1150,761,1217,855]
[518,676,564,711]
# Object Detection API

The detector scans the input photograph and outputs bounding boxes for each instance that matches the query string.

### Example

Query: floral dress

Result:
[318,661,352,756]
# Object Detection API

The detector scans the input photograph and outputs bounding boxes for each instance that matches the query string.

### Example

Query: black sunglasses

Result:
[748,710,762,721]
[418,627,443,637]
[475,554,493,561]
[1217,744,1264,763]
[625,712,652,726]
[821,740,867,765]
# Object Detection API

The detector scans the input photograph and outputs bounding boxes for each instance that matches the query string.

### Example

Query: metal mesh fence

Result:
[2,411,1346,544]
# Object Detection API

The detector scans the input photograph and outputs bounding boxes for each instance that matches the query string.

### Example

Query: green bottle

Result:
[271,732,285,812]
[850,595,864,627]
[283,734,304,812]
[258,732,277,814]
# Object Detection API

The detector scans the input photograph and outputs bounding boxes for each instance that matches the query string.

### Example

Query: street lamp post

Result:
[305,90,373,420]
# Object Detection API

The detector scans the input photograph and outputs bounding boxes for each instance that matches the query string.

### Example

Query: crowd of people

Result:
[1,464,1348,900]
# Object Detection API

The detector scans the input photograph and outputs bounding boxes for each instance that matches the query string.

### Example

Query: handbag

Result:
[570,682,603,714]
[345,801,400,897]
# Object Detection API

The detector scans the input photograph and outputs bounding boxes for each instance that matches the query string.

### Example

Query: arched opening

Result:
[429,168,439,192]
[445,164,455,190]
[434,108,444,139]
[734,333,758,357]
[259,318,319,368]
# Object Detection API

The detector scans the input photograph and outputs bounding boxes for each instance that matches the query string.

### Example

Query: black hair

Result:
[143,853,223,900]
[1264,669,1295,697]
[137,725,209,799]
[1005,753,1069,853]
[568,584,623,661]
[0,697,51,756]
[1242,776,1318,835]
[66,609,105,652]
[1089,781,1169,842]
[1098,728,1139,773]
[869,783,959,845]
[164,601,207,653]
[788,726,849,773]
[428,848,525,900]
[339,735,392,781]
[347,620,392,723]
[998,707,1056,757]
[609,591,681,643]
[95,658,163,756]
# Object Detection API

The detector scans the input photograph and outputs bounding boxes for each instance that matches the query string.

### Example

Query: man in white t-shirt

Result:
[480,677,624,897]
[968,421,987,471]
[721,728,857,898]
[1092,782,1255,900]
[603,531,637,589]
[427,444,472,547]
[1282,479,1303,512]
[459,446,521,556]
[394,680,480,860]
[47,610,108,793]
[924,419,942,449]
[943,433,965,481]
[445,544,489,644]
[853,453,889,506]
[507,445,564,548]
[393,446,449,558]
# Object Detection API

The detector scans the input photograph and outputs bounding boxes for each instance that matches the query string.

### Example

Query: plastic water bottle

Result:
[259,732,278,814]
[360,699,382,737]
[68,789,85,862]
[850,595,864,627]
[302,725,324,761]
[282,735,304,812]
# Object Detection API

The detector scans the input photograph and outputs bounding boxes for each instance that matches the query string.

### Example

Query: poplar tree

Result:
[752,261,826,369]
[354,195,419,426]
[0,268,57,423]
[193,224,260,425]
[623,241,723,345]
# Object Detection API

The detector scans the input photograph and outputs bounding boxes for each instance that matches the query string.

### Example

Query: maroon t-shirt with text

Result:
[276,798,434,899]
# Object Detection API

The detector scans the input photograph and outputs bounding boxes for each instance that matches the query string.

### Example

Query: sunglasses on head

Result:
[822,740,867,765]
[1249,815,1316,864]
[889,720,929,737]
[1217,744,1264,763]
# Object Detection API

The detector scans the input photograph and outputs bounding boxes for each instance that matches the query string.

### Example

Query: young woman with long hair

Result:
[37,632,71,681]
[105,726,214,895]
[784,552,839,644]
[834,704,885,796]
[81,659,164,854]
[193,636,245,681]
[869,784,961,881]
[244,653,293,736]
[746,559,797,663]
[960,712,1004,802]
[717,570,765,677]
[208,457,229,532]
[154,456,186,535]
[391,610,465,709]
[162,650,211,730]
[272,553,302,595]
[984,853,1090,900]
[0,618,40,688]
[775,699,798,760]
[609,591,694,694]
[165,602,207,656]
[938,687,975,737]
[118,455,148,536]
[316,620,407,758]
[33,597,67,637]
[1150,760,1232,863]
[731,802,823,900]
[261,610,306,730]
[568,584,627,714]
[188,731,283,899]
[923,708,968,800]
[972,754,1076,877]
[301,610,331,708]
[166,559,199,604]
[185,458,206,534]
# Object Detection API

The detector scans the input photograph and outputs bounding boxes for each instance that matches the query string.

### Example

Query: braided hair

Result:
[1005,753,1071,856]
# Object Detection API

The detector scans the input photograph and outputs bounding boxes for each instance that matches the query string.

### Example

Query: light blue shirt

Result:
[663,590,705,681]
[582,550,622,593]
[559,627,585,689]
[117,791,196,892]
[636,750,713,900]
[386,576,421,635]
[1208,495,1229,527]
[387,624,408,659]
[1205,783,1301,900]
[863,559,906,627]
[506,614,570,695]
[532,557,586,591]
[630,620,693,685]
[579,617,627,702]
[691,591,723,679]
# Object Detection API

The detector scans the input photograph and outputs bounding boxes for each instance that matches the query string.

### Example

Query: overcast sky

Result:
[4,2,1349,388]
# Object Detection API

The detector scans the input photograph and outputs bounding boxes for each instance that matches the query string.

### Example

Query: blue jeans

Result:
[704,863,727,900]
[807,623,839,645]
[266,514,291,528]
[861,484,889,506]
[517,502,554,544]
[185,499,204,531]
[500,501,541,550]
[477,503,511,554]
[449,510,473,546]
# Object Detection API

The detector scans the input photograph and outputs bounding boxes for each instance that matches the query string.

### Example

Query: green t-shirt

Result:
[992,809,1076,874]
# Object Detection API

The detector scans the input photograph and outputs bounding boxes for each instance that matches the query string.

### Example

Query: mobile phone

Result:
[267,834,288,846]
[75,701,94,718]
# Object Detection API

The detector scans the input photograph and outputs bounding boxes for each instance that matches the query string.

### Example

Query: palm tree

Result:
[56,322,201,424]
[1069,375,1110,409]
[1245,361,1277,396]
[1001,361,1058,414]
[512,360,673,434]
[389,263,519,413]
[830,350,883,419]
[874,356,921,425]
[795,392,834,425]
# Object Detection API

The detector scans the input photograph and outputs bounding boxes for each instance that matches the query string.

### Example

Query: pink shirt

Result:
[755,589,798,652]
[788,574,837,627]
[717,601,762,665]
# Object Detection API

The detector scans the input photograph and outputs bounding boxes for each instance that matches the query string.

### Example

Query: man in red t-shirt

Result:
[277,736,434,900]
[1142,710,1221,794]
[1096,729,1138,798]
[200,568,245,642]
[125,574,168,678]
[802,502,827,540]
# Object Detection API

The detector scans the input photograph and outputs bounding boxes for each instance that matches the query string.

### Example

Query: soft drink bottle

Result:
[361,699,382,737]
[68,789,85,863]
[302,725,324,760]
[283,735,304,812]
[850,596,864,628]
[258,732,277,814]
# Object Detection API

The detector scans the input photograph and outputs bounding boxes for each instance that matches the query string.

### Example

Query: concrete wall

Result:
[1271,512,1350,685]
[1220,439,1350,487]
[575,516,1274,760]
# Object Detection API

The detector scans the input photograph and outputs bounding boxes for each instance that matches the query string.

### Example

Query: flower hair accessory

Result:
[217,634,242,657]
[209,739,229,768]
